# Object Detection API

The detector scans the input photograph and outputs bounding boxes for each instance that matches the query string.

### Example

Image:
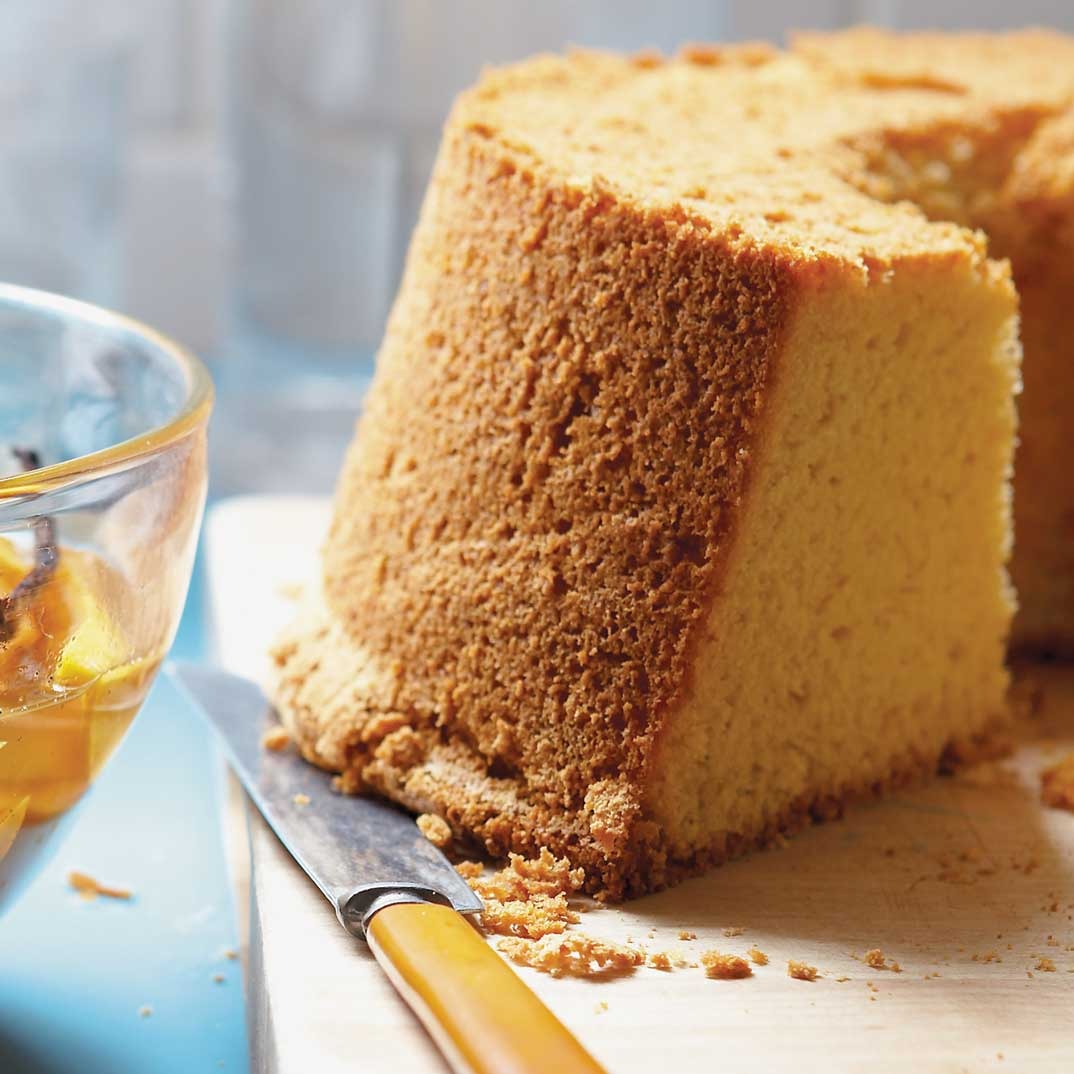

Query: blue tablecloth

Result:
[0,549,250,1073]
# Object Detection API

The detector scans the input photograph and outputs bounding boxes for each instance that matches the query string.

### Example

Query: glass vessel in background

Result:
[0,284,211,914]
[0,2,127,308]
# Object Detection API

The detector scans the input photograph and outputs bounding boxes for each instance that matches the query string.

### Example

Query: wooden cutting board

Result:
[206,494,1074,1074]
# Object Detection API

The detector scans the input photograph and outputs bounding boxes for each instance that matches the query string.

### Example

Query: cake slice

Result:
[793,28,1074,654]
[272,43,1024,898]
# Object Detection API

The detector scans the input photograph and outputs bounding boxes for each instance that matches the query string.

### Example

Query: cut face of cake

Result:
[792,27,1074,655]
[271,32,1074,898]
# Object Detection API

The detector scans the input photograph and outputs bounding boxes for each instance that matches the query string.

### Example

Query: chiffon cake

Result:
[272,30,1074,898]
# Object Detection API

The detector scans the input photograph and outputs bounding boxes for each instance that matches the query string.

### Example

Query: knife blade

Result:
[167,661,607,1074]
[168,660,481,931]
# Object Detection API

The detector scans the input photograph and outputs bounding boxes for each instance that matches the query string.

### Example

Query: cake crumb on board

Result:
[678,929,697,941]
[457,849,643,976]
[863,948,902,972]
[701,951,753,979]
[788,960,819,981]
[292,793,310,807]
[261,725,291,752]
[457,850,585,940]
[747,946,769,966]
[648,949,691,971]
[68,871,132,901]
[497,933,643,978]
[416,812,453,849]
[457,848,585,903]
[138,1005,153,1018]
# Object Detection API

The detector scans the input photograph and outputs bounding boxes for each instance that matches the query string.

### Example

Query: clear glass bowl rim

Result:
[0,283,213,499]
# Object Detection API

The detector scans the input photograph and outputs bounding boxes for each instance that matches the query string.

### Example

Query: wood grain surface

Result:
[207,495,1074,1074]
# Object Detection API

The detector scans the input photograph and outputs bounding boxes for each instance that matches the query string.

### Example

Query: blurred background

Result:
[6,0,1074,496]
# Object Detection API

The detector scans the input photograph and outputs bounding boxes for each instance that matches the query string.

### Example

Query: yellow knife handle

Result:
[366,901,607,1074]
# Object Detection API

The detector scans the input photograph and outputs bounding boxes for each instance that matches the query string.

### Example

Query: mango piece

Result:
[53,598,127,688]
[51,553,129,690]
[49,554,156,776]
[0,537,127,694]
[0,537,79,707]
[0,540,159,908]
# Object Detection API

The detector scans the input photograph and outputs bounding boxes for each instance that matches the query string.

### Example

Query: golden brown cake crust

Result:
[272,111,796,894]
[294,111,798,882]
[272,31,1073,898]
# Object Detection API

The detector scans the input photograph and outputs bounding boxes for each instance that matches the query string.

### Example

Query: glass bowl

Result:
[0,284,211,913]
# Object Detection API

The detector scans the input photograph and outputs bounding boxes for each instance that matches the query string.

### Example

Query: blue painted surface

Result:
[0,550,250,1074]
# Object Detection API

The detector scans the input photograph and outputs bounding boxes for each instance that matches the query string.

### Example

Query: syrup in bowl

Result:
[0,535,160,911]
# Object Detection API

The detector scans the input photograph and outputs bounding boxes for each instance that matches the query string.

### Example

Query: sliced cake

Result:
[271,38,1051,898]
[793,27,1074,655]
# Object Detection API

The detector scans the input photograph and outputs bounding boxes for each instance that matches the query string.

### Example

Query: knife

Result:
[168,662,607,1074]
